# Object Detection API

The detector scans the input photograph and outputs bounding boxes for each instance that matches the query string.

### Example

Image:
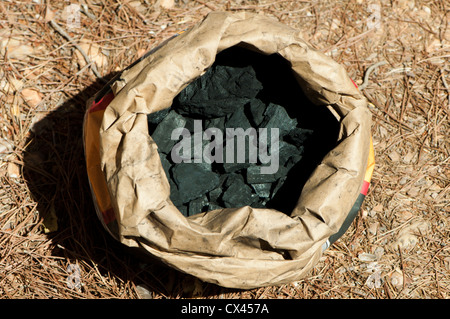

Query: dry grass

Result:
[0,0,448,299]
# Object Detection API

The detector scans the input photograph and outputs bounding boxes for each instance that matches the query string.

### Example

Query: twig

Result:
[440,68,450,107]
[49,19,103,80]
[358,61,387,90]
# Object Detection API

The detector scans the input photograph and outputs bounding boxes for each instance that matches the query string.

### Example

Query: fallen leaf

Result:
[392,220,430,251]
[75,40,108,70]
[373,203,383,212]
[159,0,175,9]
[388,150,400,162]
[0,31,34,60]
[21,88,43,108]
[7,162,20,178]
[0,139,13,156]
[396,210,414,222]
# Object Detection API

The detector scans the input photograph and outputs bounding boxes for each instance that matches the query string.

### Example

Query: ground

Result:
[0,0,448,299]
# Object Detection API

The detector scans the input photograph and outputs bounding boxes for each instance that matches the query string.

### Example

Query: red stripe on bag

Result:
[89,92,114,113]
[361,180,370,196]
[102,208,116,225]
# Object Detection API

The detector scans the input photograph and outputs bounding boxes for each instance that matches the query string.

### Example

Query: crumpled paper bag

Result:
[83,11,373,289]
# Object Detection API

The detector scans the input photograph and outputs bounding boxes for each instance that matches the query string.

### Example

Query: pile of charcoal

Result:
[147,48,328,217]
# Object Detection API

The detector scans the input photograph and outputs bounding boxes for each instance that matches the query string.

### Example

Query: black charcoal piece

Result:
[246,99,266,127]
[158,151,172,178]
[276,141,303,167]
[221,174,258,208]
[225,107,252,130]
[148,107,170,127]
[188,195,209,216]
[246,165,280,184]
[259,103,298,137]
[151,110,187,154]
[168,179,184,207]
[207,202,224,211]
[171,163,220,204]
[178,204,188,217]
[271,175,287,199]
[175,65,263,118]
[204,117,225,130]
[208,186,223,203]
[251,183,272,198]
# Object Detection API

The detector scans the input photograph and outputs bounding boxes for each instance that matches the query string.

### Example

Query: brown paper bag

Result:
[83,11,374,289]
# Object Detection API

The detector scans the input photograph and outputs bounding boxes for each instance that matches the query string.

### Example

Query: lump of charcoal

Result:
[245,99,266,127]
[188,195,209,216]
[250,183,272,199]
[175,65,263,118]
[178,204,189,217]
[207,202,224,212]
[222,140,254,173]
[221,174,258,208]
[171,163,220,204]
[259,103,298,137]
[276,141,303,168]
[204,117,225,131]
[148,107,170,127]
[158,151,172,179]
[246,165,287,184]
[151,110,187,154]
[225,107,252,130]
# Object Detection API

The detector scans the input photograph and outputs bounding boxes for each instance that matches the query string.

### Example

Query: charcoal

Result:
[147,48,332,217]
[251,183,272,198]
[171,163,220,204]
[158,151,172,178]
[221,174,258,208]
[151,110,187,154]
[246,99,266,127]
[148,107,170,126]
[175,65,263,118]
[207,202,224,211]
[204,117,225,130]
[246,165,280,184]
[259,103,297,137]
[188,195,209,216]
[178,204,189,217]
[225,107,252,130]
[208,186,223,203]
[277,141,302,167]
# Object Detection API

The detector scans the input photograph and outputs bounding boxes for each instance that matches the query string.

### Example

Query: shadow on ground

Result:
[22,73,237,298]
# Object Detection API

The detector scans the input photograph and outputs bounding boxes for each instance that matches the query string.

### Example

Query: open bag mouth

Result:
[83,11,374,289]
